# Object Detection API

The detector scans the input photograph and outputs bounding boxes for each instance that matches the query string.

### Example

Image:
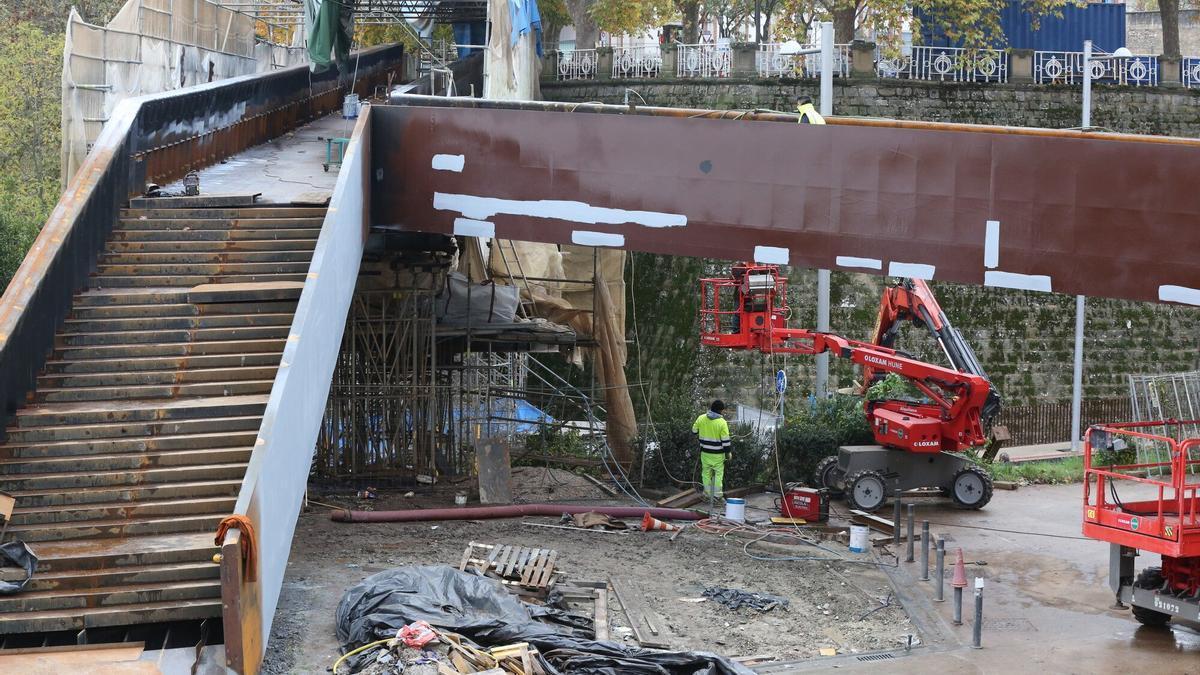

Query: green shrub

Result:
[774,395,874,483]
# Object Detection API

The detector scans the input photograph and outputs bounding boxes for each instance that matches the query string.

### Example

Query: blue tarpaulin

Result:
[509,0,544,57]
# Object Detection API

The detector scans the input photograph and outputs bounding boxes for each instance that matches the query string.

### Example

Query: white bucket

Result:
[342,94,360,119]
[849,524,870,553]
[724,497,746,523]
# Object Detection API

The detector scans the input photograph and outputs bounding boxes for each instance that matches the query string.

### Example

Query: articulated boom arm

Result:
[870,278,1002,424]
[699,263,990,452]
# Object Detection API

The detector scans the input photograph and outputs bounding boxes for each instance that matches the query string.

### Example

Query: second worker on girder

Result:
[796,96,826,125]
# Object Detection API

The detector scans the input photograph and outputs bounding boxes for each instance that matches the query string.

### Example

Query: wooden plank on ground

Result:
[656,488,698,507]
[994,481,1019,490]
[724,484,767,498]
[458,546,473,572]
[609,576,670,649]
[580,473,619,498]
[594,588,610,641]
[849,509,895,536]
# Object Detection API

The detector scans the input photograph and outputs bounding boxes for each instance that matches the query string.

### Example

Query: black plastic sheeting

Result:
[336,565,753,675]
[702,587,789,612]
[0,541,38,595]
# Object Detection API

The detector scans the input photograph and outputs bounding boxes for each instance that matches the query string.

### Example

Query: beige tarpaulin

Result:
[488,241,636,466]
[61,0,308,185]
[483,0,541,100]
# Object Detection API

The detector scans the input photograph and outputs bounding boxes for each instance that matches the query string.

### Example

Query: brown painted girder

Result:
[374,97,1200,306]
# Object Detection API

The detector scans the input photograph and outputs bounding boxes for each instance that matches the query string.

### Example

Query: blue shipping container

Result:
[918,1,1126,52]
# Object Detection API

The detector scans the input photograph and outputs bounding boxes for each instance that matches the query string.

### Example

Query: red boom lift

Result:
[1083,422,1200,626]
[699,263,999,511]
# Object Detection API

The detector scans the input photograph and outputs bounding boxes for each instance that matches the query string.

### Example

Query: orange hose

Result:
[215,514,258,582]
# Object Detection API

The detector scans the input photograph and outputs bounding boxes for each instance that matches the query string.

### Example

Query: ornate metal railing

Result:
[1035,50,1159,86]
[612,45,663,78]
[1186,57,1200,88]
[903,46,1008,82]
[756,43,850,78]
[556,49,598,80]
[677,43,732,78]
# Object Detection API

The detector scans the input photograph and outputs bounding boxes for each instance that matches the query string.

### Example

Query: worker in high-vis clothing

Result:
[796,95,826,124]
[693,400,732,502]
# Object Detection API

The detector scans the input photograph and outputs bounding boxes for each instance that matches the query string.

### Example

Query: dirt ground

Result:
[262,468,914,673]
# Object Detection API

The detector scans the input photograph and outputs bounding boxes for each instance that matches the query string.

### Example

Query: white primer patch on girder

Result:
[432,154,465,172]
[572,230,625,247]
[985,270,1053,293]
[453,218,495,238]
[887,262,936,279]
[433,192,688,228]
[1159,285,1200,306]
[984,220,1000,269]
[753,245,789,265]
[836,256,882,270]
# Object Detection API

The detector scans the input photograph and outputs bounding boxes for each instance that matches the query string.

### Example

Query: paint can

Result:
[342,94,360,119]
[724,497,746,523]
[454,493,467,507]
[849,524,870,553]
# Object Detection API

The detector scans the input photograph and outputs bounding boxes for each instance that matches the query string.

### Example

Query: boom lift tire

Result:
[1131,567,1172,627]
[949,465,993,509]
[846,469,888,512]
[812,455,845,497]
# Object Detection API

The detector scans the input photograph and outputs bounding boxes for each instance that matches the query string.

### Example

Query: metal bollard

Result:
[893,496,902,546]
[934,538,945,602]
[953,586,963,625]
[972,577,984,648]
[905,504,915,562]
[920,521,930,580]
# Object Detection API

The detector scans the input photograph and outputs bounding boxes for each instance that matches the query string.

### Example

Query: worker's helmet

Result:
[710,400,726,413]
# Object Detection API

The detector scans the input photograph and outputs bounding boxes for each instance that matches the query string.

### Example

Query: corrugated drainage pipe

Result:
[330,504,702,523]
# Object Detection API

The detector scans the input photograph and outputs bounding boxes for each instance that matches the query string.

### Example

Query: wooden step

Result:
[100,251,313,265]
[0,447,252,476]
[11,496,237,527]
[103,239,318,254]
[6,513,228,543]
[6,480,242,509]
[36,379,274,403]
[43,352,282,375]
[113,217,324,231]
[11,395,268,428]
[56,325,290,347]
[120,207,326,220]
[4,561,219,595]
[0,429,259,459]
[2,415,262,445]
[109,228,319,242]
[62,313,295,334]
[54,338,286,361]
[0,597,222,634]
[89,272,308,288]
[94,262,311,276]
[39,365,280,389]
[0,462,249,491]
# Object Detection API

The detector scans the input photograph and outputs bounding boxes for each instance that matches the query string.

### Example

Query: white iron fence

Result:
[900,46,1008,82]
[1034,50,1158,86]
[612,45,663,79]
[677,43,731,78]
[556,49,598,80]
[756,43,850,78]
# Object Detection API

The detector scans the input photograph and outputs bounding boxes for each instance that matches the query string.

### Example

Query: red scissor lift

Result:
[1083,421,1200,625]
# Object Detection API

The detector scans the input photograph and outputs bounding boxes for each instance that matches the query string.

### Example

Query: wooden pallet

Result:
[459,542,558,592]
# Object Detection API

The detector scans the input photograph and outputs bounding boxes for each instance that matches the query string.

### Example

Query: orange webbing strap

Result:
[215,514,258,582]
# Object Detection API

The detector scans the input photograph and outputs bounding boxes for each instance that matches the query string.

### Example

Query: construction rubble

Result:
[334,565,752,675]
